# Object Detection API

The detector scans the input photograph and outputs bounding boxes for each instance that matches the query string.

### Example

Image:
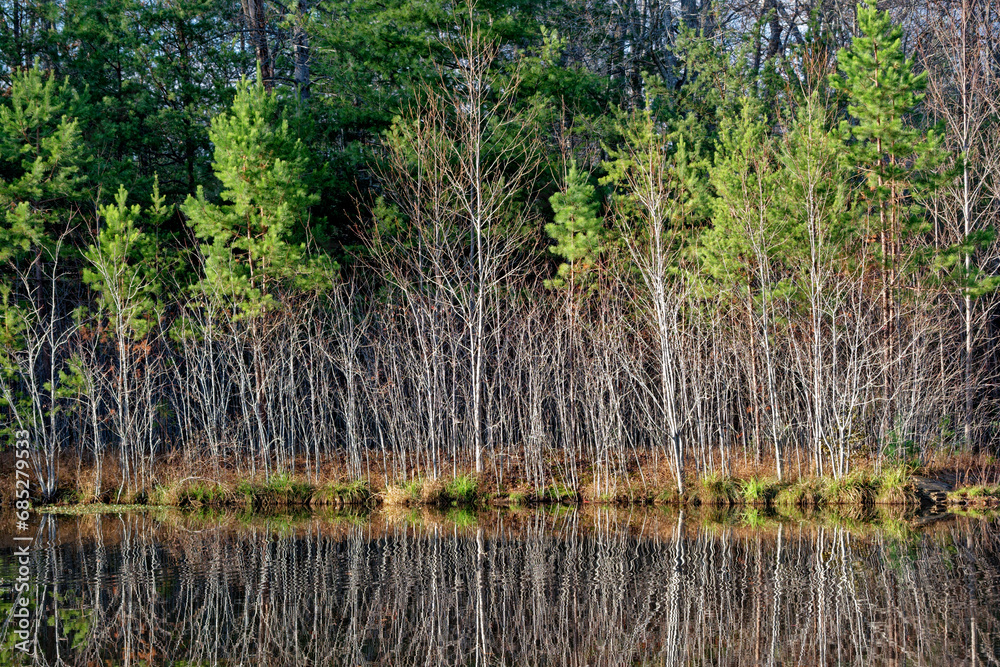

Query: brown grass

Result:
[420,478,446,504]
[6,448,1000,512]
[383,483,417,507]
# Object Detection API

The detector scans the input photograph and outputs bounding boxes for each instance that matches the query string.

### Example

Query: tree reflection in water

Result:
[2,508,998,665]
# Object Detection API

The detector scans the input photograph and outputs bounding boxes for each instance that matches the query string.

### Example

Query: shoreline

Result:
[18,468,1000,513]
[7,503,995,559]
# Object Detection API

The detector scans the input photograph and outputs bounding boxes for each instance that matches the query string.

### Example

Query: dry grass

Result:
[774,478,825,508]
[12,449,1000,512]
[693,472,741,506]
[420,478,446,504]
[383,480,420,506]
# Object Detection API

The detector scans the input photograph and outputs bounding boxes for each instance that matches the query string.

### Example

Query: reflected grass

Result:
[24,501,984,555]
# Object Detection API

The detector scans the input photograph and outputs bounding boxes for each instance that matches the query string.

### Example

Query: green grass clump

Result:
[403,478,424,499]
[443,475,479,506]
[55,488,82,505]
[774,479,824,508]
[741,477,779,505]
[540,483,578,504]
[874,465,917,506]
[171,481,229,507]
[948,485,1000,504]
[823,472,876,506]
[508,489,531,506]
[231,473,315,507]
[655,486,680,505]
[262,473,312,503]
[696,472,739,506]
[148,485,168,505]
[383,475,481,507]
[235,479,257,504]
[313,480,371,506]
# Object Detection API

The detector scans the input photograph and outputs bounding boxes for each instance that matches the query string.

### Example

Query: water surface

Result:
[1,506,999,665]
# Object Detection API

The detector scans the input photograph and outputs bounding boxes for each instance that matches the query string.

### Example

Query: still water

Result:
[1,506,998,665]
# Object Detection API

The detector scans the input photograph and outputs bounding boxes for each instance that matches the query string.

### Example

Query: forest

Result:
[1,0,999,505]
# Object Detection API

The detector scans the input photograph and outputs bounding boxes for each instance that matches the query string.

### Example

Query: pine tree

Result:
[81,182,170,496]
[829,1,946,436]
[0,66,84,264]
[777,92,850,258]
[701,96,786,479]
[545,160,603,292]
[53,0,249,201]
[182,77,329,315]
[775,91,851,476]
[83,183,168,338]
[601,107,706,494]
[701,98,779,286]
[0,69,86,499]
[543,158,603,493]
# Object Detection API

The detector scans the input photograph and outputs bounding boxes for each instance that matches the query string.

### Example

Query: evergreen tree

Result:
[517,27,616,190]
[829,1,947,436]
[701,96,786,478]
[777,91,851,273]
[0,66,84,264]
[78,0,247,201]
[80,182,170,497]
[542,157,603,495]
[181,77,331,315]
[83,182,168,338]
[0,67,85,495]
[830,5,945,336]
[307,0,590,244]
[775,91,851,476]
[700,98,786,287]
[601,107,706,494]
[545,160,603,291]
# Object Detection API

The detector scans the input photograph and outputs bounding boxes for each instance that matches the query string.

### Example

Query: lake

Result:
[1,506,998,665]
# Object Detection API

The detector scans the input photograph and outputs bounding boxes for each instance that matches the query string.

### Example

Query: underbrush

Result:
[26,453,991,512]
[947,485,1000,506]
[693,472,740,506]
[741,477,781,506]
[383,474,483,507]
[312,480,372,506]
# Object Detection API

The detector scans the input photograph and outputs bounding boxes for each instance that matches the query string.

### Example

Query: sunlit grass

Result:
[874,465,917,506]
[696,472,740,506]
[741,477,780,505]
[384,474,484,507]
